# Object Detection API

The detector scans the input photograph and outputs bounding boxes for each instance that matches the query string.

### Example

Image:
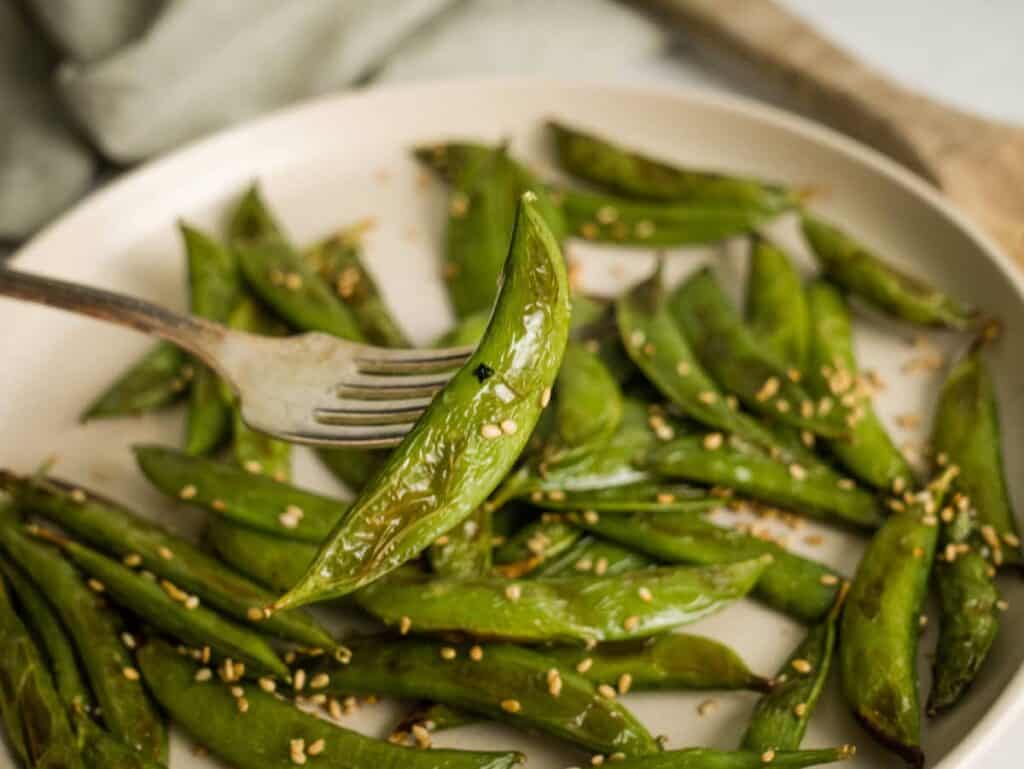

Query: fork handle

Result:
[0,266,226,363]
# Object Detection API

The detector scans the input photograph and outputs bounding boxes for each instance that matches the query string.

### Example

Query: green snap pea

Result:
[0,569,86,769]
[669,268,848,438]
[593,746,854,769]
[559,187,770,246]
[181,223,240,455]
[297,637,658,757]
[2,471,334,650]
[137,640,522,769]
[930,335,1022,566]
[533,535,654,578]
[493,517,583,577]
[35,528,288,678]
[746,237,809,370]
[355,558,769,643]
[840,469,955,767]
[0,518,167,763]
[276,193,571,608]
[134,445,345,542]
[546,634,772,693]
[741,586,847,751]
[228,184,285,243]
[573,512,842,624]
[206,518,316,592]
[547,121,796,212]
[76,716,169,769]
[801,214,977,330]
[572,300,637,384]
[928,505,1000,715]
[650,433,883,529]
[430,507,493,578]
[316,447,387,494]
[393,703,479,737]
[530,482,717,515]
[432,310,491,348]
[805,280,913,491]
[81,342,188,421]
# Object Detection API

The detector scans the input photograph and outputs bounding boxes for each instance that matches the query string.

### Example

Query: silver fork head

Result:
[216,331,472,448]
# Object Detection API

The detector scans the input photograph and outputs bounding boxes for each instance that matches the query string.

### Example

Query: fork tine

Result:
[314,397,430,426]
[280,421,412,449]
[355,345,473,375]
[336,372,454,400]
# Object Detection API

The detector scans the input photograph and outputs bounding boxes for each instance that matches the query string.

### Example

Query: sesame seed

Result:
[622,616,640,632]
[637,587,653,603]
[244,460,263,474]
[912,546,925,558]
[505,584,522,601]
[257,676,276,692]
[247,607,264,621]
[583,510,600,524]
[596,205,619,225]
[676,361,691,377]
[87,578,105,593]
[211,499,226,511]
[307,738,325,756]
[121,632,137,649]
[794,702,808,717]
[547,669,563,697]
[837,478,856,491]
[399,616,412,635]
[592,757,605,766]
[440,647,457,660]
[123,553,143,568]
[997,600,1009,611]
[310,673,330,689]
[788,464,807,481]
[610,753,626,762]
[576,558,593,572]
[435,535,450,546]
[328,698,343,720]
[541,387,552,407]
[290,738,307,765]
[775,399,790,413]
[594,557,609,576]
[919,614,928,627]
[481,423,502,439]
[922,514,938,526]
[598,684,617,699]
[122,667,140,681]
[697,391,718,405]
[178,484,197,500]
[548,490,567,502]
[293,669,307,691]
[184,595,200,610]
[820,574,839,586]
[158,546,174,560]
[500,419,518,435]
[501,699,521,713]
[791,659,812,674]
[634,220,656,239]
[230,685,244,698]
[194,668,212,682]
[284,273,303,291]
[642,342,656,356]
[656,493,676,504]
[756,377,780,402]
[703,432,724,450]
[617,673,632,695]
[697,698,719,716]
[470,645,484,662]
[576,658,594,673]
[761,749,776,763]
[801,430,815,448]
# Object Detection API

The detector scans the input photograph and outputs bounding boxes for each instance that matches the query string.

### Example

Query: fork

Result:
[0,267,473,447]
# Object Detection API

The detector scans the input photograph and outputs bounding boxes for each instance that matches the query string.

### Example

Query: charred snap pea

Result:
[493,517,583,577]
[741,585,847,751]
[669,268,848,438]
[430,507,493,578]
[138,639,522,769]
[81,342,188,421]
[801,215,977,330]
[547,121,796,213]
[593,746,854,769]
[297,637,658,757]
[206,518,317,593]
[546,634,772,693]
[276,194,571,608]
[574,512,842,624]
[135,445,345,543]
[746,238,809,371]
[0,516,167,763]
[649,433,883,529]
[0,570,86,769]
[840,469,955,767]
[533,535,655,578]
[2,471,334,650]
[355,558,769,643]
[35,527,289,678]
[930,334,1022,566]
[805,281,913,491]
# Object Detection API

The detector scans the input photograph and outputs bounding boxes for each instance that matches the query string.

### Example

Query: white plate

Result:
[2,79,1022,769]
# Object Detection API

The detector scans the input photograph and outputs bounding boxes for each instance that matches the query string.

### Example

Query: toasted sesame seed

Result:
[548,668,563,697]
[583,510,600,524]
[122,667,140,681]
[293,669,307,691]
[440,647,457,661]
[775,399,791,413]
[820,574,839,586]
[210,498,227,512]
[610,753,626,762]
[290,738,307,765]
[637,587,653,603]
[243,460,263,474]
[656,492,676,504]
[247,607,264,622]
[307,738,325,756]
[791,659,812,674]
[594,557,609,576]
[761,749,776,763]
[622,616,640,632]
[158,546,174,560]
[230,685,244,698]
[505,584,522,601]
[837,478,856,491]
[328,698,343,720]
[912,546,925,558]
[634,220,656,238]
[500,419,518,435]
[576,658,594,673]
[310,672,330,689]
[598,684,617,699]
[284,273,303,291]
[997,599,1010,611]
[255,676,275,693]
[399,616,411,635]
[697,391,718,405]
[470,645,484,662]
[591,756,605,766]
[794,702,808,717]
[617,673,632,695]
[123,553,143,568]
[703,432,724,450]
[194,667,212,682]
[676,361,691,377]
[642,342,656,356]
[434,535,450,546]
[481,423,502,439]
[922,514,938,526]
[548,489,567,502]
[919,614,928,627]
[501,699,521,713]
[184,595,200,610]
[178,484,197,500]
[120,632,137,649]
[575,558,593,572]
[788,464,807,481]
[756,377,780,402]
[801,430,815,448]
[697,698,719,716]
[87,578,105,593]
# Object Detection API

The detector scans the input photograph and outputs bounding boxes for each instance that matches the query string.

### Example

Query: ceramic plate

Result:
[2,79,1022,769]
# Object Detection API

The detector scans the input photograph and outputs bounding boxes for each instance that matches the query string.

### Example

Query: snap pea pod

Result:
[297,637,658,757]
[0,570,86,769]
[81,342,188,421]
[2,471,335,650]
[316,447,387,494]
[393,703,479,737]
[840,469,955,767]
[741,586,847,751]
[206,518,316,592]
[572,512,842,624]
[276,194,571,608]
[305,228,410,348]
[928,507,1000,715]
[531,482,717,515]
[493,517,583,577]
[573,300,637,384]
[669,268,848,438]
[430,507,493,578]
[355,558,769,643]
[801,215,977,329]
[135,445,345,542]
[650,434,883,529]
[547,121,796,212]
[560,187,770,247]
[746,237,809,371]
[593,746,853,769]
[0,518,167,763]
[930,337,1022,566]
[433,310,491,348]
[533,535,655,578]
[76,716,168,769]
[546,634,772,693]
[805,281,913,491]
[35,528,288,678]
[228,183,285,243]
[137,640,522,769]
[181,223,240,455]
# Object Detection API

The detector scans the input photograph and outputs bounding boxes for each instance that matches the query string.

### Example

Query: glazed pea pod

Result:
[533,535,655,578]
[0,518,167,763]
[741,585,847,751]
[81,342,188,421]
[34,527,289,678]
[206,518,317,592]
[930,334,1022,566]
[573,512,842,624]
[840,469,955,767]
[0,570,86,769]
[649,433,883,529]
[430,507,493,578]
[76,717,169,769]
[297,637,658,756]
[305,226,410,347]
[393,703,479,739]
[669,268,848,438]
[805,280,913,491]
[135,445,345,542]
[355,558,769,643]
[1,471,335,650]
[531,482,717,515]
[275,193,571,608]
[137,640,522,769]
[546,634,772,693]
[746,237,809,370]
[181,223,240,455]
[802,214,977,329]
[547,120,796,213]
[493,517,583,577]
[592,746,854,769]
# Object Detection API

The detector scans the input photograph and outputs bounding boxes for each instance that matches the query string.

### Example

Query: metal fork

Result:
[0,268,473,447]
